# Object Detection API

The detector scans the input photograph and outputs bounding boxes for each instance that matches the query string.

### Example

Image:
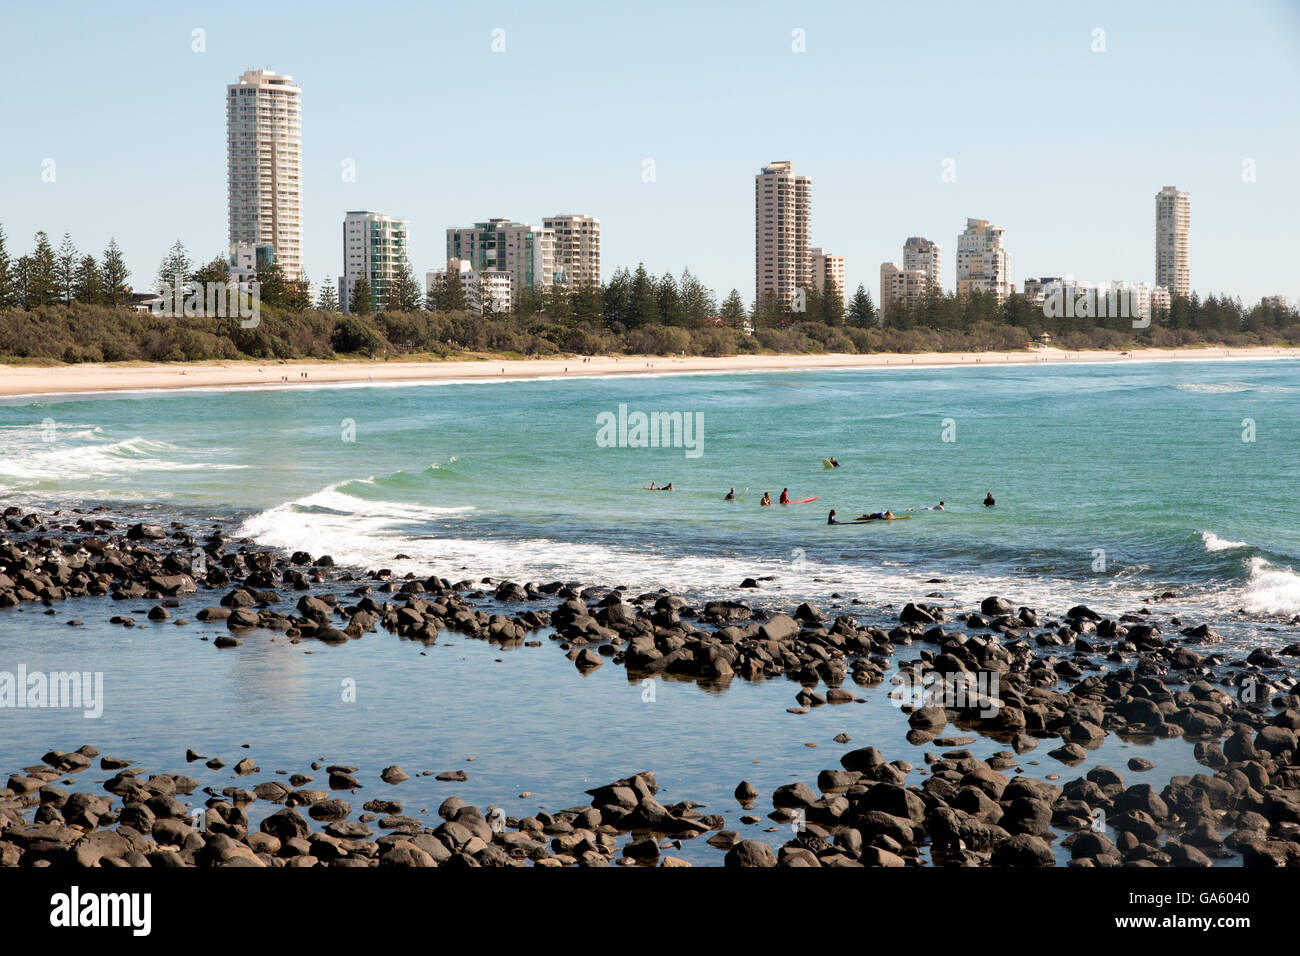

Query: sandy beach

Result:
[0,346,1295,399]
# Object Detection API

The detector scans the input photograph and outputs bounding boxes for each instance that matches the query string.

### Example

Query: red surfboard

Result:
[790,496,818,503]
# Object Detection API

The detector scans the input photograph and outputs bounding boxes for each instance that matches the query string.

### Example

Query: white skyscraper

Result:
[956,218,1010,302]
[903,237,943,293]
[543,215,601,288]
[1155,186,1190,299]
[755,161,812,309]
[227,69,302,278]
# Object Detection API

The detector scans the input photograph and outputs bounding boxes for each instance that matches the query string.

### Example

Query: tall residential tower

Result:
[755,161,811,309]
[1155,186,1190,299]
[446,219,555,308]
[956,218,1010,302]
[544,215,601,288]
[339,211,409,313]
[226,69,302,278]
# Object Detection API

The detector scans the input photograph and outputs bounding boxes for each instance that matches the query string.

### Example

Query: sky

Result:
[2,0,1299,307]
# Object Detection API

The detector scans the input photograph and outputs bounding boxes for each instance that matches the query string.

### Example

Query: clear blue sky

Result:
[2,0,1298,306]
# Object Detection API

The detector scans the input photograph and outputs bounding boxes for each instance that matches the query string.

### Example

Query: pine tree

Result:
[0,225,13,309]
[630,264,656,328]
[425,274,444,312]
[13,256,31,309]
[72,254,104,304]
[821,278,844,326]
[257,261,288,308]
[602,267,633,327]
[192,256,229,289]
[156,240,194,295]
[848,284,876,327]
[29,232,59,307]
[316,279,340,312]
[388,259,423,312]
[55,232,77,304]
[285,273,313,311]
[656,272,681,325]
[101,239,130,306]
[351,277,374,315]
[719,289,746,325]
[443,270,467,312]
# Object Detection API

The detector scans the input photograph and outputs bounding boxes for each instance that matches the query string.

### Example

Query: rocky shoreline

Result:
[2,504,1300,867]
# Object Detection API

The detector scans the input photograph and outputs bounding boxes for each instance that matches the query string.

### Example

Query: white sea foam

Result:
[1239,557,1300,616]
[239,480,1204,624]
[0,433,246,485]
[1175,382,1287,394]
[1201,530,1250,552]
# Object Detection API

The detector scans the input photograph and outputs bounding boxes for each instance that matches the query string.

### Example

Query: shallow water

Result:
[1,359,1296,864]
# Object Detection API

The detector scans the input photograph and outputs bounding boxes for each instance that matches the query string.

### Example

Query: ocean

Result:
[0,358,1296,865]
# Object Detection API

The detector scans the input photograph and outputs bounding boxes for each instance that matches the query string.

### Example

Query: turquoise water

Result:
[0,359,1296,865]
[3,360,1297,629]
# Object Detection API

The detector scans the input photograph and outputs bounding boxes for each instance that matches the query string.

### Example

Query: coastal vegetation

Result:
[0,229,1295,364]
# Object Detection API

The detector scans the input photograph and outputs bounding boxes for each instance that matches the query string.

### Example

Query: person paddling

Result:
[983,491,995,507]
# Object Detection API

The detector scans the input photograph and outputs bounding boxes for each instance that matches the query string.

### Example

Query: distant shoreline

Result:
[0,346,1296,400]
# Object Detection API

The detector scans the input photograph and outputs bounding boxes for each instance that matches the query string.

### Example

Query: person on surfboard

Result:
[725,487,736,500]
[760,492,772,507]
[983,492,995,507]
[663,483,674,491]
[828,457,840,468]
[779,488,790,505]
[926,501,946,511]
[827,509,840,524]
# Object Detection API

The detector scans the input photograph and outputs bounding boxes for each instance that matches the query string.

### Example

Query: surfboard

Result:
[822,459,834,470]
[854,514,909,521]
[790,496,819,504]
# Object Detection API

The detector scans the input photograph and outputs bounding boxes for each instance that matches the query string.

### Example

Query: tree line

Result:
[0,227,1294,362]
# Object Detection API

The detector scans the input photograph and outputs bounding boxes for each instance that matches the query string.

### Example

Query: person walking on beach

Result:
[983,491,996,507]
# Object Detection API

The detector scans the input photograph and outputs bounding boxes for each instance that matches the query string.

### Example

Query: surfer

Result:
[829,457,840,468]
[663,483,674,491]
[926,501,946,511]
[983,491,995,507]
[827,509,840,524]
[779,488,790,505]
[859,510,895,520]
[725,487,736,500]
[760,492,772,507]
[647,481,658,490]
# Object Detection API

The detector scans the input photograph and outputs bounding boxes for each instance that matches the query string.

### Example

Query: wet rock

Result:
[724,839,776,867]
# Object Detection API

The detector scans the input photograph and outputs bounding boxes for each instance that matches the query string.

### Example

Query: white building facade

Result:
[227,69,302,278]
[956,218,1010,302]
[543,215,601,288]
[445,220,554,307]
[339,211,409,312]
